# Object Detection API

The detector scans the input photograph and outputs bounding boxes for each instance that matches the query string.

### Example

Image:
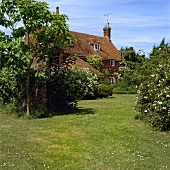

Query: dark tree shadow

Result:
[51,107,95,116]
[74,107,95,115]
[108,96,115,99]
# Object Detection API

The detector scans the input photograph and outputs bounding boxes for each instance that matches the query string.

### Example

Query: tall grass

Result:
[0,94,170,169]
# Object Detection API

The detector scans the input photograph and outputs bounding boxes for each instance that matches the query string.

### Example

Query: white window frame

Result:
[110,77,116,84]
[110,60,115,67]
[94,43,100,51]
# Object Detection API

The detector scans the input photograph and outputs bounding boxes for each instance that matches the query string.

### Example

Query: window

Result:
[110,77,116,84]
[94,43,100,51]
[110,60,115,67]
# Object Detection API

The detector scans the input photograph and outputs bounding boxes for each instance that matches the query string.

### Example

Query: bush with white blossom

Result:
[47,67,99,110]
[136,39,170,131]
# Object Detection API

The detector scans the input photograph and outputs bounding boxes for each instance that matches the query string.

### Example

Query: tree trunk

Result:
[26,32,30,116]
[26,70,30,116]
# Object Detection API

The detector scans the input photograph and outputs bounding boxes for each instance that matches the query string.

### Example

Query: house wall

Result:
[79,57,119,75]
[102,60,119,75]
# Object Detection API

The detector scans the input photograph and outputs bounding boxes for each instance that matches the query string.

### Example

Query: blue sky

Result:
[1,0,170,56]
[48,0,170,56]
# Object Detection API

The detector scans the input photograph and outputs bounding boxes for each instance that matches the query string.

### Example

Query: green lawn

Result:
[0,94,170,170]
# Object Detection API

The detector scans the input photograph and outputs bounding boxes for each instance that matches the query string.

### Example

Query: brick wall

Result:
[102,60,119,75]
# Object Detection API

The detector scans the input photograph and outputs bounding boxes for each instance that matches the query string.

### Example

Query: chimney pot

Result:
[56,7,59,14]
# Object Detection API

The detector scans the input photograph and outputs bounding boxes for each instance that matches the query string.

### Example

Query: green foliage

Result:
[0,0,74,115]
[86,54,103,71]
[95,84,113,98]
[136,39,170,131]
[113,47,145,93]
[85,84,114,99]
[113,83,137,94]
[0,101,26,117]
[0,68,18,103]
[47,67,99,111]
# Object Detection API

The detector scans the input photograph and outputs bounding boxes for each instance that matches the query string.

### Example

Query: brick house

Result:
[30,7,124,108]
[69,29,124,83]
[56,7,124,83]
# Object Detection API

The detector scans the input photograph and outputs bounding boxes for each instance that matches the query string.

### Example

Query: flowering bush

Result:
[47,67,99,110]
[136,39,170,131]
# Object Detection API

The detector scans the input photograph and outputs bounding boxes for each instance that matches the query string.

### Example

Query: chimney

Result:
[129,47,134,51]
[103,23,111,41]
[56,7,59,14]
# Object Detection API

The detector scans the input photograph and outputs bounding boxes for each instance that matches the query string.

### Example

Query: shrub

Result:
[112,80,137,94]
[47,67,99,110]
[85,84,113,99]
[135,39,170,131]
[95,84,113,98]
[0,100,25,117]
[0,68,18,103]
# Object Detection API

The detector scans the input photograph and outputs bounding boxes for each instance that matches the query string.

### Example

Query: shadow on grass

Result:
[75,107,95,115]
[108,96,115,99]
[52,107,95,116]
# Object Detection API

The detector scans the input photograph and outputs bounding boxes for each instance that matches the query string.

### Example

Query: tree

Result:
[0,31,25,104]
[0,0,74,115]
[113,47,146,93]
[86,54,103,71]
[120,47,145,69]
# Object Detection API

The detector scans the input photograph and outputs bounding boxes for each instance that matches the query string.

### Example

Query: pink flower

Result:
[159,64,163,69]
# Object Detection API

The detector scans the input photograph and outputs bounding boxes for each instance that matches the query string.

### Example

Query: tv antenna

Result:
[104,13,112,24]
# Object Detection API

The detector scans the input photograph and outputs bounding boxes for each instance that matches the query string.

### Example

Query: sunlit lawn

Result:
[0,94,170,170]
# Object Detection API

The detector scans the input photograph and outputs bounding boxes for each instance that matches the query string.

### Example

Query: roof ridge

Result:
[69,30,104,39]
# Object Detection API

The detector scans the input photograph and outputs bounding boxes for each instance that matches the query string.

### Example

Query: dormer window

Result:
[110,60,115,67]
[94,43,100,51]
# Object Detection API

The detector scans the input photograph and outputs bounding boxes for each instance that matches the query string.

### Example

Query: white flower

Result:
[158,92,163,97]
[158,101,162,105]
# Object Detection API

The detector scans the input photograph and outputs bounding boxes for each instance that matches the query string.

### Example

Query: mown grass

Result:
[0,94,170,170]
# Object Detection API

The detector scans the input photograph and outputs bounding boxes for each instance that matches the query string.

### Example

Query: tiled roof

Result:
[73,57,102,75]
[69,31,124,61]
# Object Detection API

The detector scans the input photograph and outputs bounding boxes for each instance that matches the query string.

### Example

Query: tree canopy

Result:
[0,0,74,115]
